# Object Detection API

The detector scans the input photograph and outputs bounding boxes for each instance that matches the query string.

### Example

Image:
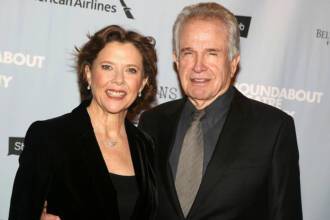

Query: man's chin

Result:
[187,91,211,101]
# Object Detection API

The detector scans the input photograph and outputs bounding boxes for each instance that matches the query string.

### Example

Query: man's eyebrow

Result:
[206,48,222,52]
[180,47,193,52]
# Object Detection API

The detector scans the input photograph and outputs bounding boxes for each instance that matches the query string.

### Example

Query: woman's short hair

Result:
[76,25,157,111]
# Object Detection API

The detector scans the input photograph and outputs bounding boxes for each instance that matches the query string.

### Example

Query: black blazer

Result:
[139,88,302,220]
[9,100,157,220]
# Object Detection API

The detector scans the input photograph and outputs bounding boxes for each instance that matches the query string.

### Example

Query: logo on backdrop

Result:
[119,0,134,19]
[157,85,180,103]
[0,74,13,88]
[35,0,134,18]
[36,0,117,13]
[8,137,25,156]
[235,16,252,38]
[236,83,324,116]
[316,29,330,45]
[0,51,46,69]
[0,51,46,88]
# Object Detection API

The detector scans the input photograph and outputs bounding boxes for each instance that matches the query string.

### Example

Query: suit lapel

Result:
[189,90,249,216]
[125,119,147,195]
[126,120,143,186]
[70,101,119,219]
[157,99,187,217]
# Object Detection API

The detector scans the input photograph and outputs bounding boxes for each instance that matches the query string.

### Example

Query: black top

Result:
[110,173,139,220]
[170,86,235,177]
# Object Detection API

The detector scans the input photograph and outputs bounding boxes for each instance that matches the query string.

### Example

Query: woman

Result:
[9,25,158,220]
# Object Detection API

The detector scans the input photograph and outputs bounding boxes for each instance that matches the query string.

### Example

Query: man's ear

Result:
[230,54,240,78]
[173,53,179,70]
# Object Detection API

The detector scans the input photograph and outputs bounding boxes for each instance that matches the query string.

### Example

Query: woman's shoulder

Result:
[21,106,90,164]
[27,102,90,137]
[22,113,74,155]
[26,112,75,138]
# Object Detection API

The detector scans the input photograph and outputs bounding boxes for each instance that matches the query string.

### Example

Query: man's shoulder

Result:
[138,98,185,131]
[236,90,293,122]
[142,98,185,117]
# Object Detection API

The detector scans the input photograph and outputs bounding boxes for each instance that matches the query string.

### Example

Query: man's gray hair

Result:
[172,2,240,60]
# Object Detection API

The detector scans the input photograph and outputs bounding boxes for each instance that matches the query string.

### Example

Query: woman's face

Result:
[85,41,148,114]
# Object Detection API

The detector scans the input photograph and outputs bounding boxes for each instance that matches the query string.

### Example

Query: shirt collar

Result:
[183,86,235,124]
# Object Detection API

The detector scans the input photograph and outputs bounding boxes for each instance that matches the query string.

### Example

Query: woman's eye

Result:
[101,64,112,70]
[127,68,137,74]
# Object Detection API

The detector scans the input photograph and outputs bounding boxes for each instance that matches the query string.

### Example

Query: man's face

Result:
[175,18,240,109]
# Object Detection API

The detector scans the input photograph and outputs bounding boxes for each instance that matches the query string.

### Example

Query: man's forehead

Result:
[179,33,227,50]
[179,47,223,52]
[181,17,226,31]
[179,19,227,42]
[180,19,227,38]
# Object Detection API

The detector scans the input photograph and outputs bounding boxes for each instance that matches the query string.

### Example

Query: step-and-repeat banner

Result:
[1,0,329,219]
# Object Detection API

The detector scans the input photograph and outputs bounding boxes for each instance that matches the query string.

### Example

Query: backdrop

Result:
[1,0,329,219]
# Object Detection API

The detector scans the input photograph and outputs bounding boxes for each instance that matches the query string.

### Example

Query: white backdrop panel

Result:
[1,0,329,219]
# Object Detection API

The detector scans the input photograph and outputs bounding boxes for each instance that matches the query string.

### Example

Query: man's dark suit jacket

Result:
[139,88,302,220]
[9,100,157,220]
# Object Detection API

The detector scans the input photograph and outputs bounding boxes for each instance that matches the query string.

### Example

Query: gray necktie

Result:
[175,110,205,217]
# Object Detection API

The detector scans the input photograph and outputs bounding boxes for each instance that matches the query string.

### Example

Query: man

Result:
[139,2,303,220]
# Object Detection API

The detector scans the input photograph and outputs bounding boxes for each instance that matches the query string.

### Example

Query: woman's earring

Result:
[138,91,142,98]
[87,85,91,90]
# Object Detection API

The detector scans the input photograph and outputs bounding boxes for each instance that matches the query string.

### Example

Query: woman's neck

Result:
[87,100,127,140]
